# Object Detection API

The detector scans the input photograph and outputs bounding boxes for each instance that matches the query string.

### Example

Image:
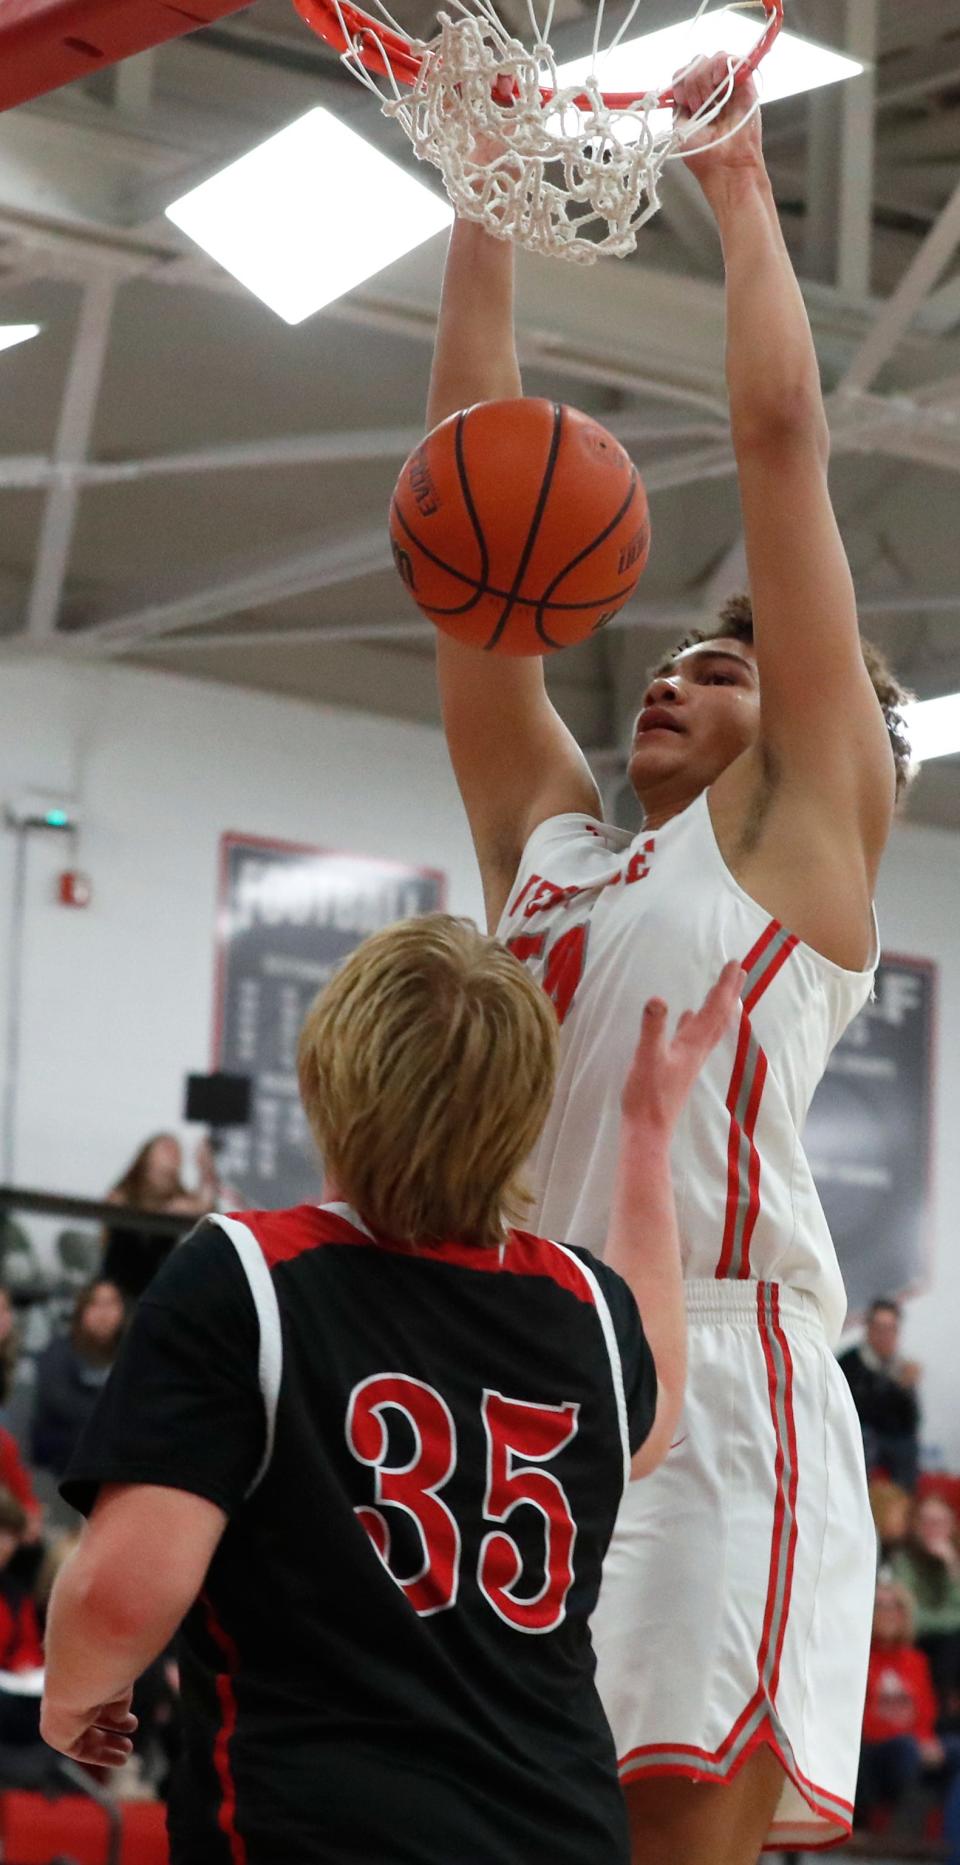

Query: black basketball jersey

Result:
[63,1202,656,1865]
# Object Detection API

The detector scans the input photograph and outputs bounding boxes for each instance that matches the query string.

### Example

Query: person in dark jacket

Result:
[839,1298,921,1492]
[30,1281,126,1480]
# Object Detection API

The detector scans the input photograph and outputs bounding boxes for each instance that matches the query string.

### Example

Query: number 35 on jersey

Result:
[346,1374,579,1633]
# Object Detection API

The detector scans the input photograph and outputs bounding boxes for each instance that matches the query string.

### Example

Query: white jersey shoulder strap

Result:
[208,1213,284,1499]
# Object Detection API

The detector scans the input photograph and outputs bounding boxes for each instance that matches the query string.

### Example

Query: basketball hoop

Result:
[292,0,783,261]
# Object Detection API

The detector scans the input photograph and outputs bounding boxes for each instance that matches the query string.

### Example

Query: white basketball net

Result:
[331,0,768,261]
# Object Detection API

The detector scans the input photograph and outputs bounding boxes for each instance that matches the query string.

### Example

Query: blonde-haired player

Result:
[429,57,911,1865]
[42,913,740,1865]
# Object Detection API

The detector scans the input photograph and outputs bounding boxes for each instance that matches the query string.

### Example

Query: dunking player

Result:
[429,57,912,1865]
[40,914,740,1864]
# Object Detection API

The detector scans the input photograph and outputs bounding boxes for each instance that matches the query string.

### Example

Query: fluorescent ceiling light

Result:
[903,693,960,765]
[554,11,863,138]
[0,324,40,355]
[165,108,453,325]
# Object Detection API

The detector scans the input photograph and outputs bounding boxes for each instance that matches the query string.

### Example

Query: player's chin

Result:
[627,732,688,781]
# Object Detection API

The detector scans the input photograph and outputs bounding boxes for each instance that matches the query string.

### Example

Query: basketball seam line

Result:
[535,468,644,648]
[454,408,490,594]
[483,401,565,652]
[390,498,486,616]
[392,489,640,612]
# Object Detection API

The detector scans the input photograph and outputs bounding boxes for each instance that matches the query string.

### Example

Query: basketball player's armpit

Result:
[437,636,601,928]
[427,217,522,432]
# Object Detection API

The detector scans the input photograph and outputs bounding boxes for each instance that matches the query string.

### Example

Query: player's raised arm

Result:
[676,60,896,862]
[606,963,743,1479]
[429,214,601,932]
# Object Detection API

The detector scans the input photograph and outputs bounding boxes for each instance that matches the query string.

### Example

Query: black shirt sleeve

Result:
[61,1221,266,1520]
[568,1249,658,1454]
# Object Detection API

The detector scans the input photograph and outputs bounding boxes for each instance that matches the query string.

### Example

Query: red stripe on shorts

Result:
[767,1286,800,1702]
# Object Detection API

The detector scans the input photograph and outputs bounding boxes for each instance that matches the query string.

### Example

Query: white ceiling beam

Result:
[834,426,960,477]
[839,170,960,395]
[0,427,426,490]
[919,274,960,339]
[55,585,960,663]
[131,617,435,651]
[125,599,708,655]
[838,0,878,301]
[25,276,115,641]
[910,372,960,409]
[69,523,396,653]
[0,419,730,491]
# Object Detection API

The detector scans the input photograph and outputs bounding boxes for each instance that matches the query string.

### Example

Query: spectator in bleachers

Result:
[839,1297,921,1492]
[858,1577,960,1856]
[30,1280,126,1483]
[102,1133,219,1300]
[893,1495,960,1725]
[0,1424,41,1546]
[0,1288,20,1413]
[870,1478,913,1566]
[0,1487,44,1748]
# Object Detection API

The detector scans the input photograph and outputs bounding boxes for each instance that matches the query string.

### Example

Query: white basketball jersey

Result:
[496,795,877,1345]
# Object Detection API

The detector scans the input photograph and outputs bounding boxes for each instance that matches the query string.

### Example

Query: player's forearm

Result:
[710,169,829,462]
[43,1541,186,1726]
[426,219,522,430]
[605,1120,686,1413]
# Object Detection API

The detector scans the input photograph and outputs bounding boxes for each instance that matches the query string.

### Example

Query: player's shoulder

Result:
[523,811,631,865]
[506,1231,631,1314]
[499,814,632,929]
[211,1202,372,1271]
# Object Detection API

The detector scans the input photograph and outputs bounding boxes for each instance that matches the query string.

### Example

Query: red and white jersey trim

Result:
[209,1213,283,1497]
[716,922,798,1282]
[545,1239,631,1488]
[209,1204,633,1493]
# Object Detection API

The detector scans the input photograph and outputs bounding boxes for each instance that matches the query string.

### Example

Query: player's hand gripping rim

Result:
[621,960,745,1137]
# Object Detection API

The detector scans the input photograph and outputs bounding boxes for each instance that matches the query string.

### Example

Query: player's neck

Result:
[635,778,705,832]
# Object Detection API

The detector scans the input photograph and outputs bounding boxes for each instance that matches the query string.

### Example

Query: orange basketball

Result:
[389,399,650,656]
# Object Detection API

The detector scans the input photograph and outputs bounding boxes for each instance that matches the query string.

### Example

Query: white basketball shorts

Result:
[592,1279,874,1852]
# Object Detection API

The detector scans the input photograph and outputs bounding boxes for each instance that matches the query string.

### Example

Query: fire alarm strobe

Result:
[58,871,92,909]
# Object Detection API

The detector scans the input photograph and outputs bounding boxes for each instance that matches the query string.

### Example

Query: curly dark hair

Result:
[653,593,915,799]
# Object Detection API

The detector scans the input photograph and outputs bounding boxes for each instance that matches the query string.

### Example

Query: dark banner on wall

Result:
[804,955,936,1318]
[213,835,445,1210]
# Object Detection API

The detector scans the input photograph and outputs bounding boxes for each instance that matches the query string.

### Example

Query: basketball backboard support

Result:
[0,0,253,113]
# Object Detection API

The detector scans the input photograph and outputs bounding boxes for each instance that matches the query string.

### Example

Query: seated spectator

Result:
[31,1281,126,1482]
[0,1425,41,1547]
[870,1478,913,1567]
[858,1578,960,1858]
[103,1133,219,1301]
[0,1487,44,1748]
[839,1297,921,1492]
[0,1288,20,1413]
[893,1495,960,1724]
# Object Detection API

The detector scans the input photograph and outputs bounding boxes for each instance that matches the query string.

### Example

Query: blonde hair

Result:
[297,915,559,1248]
[869,1477,912,1545]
